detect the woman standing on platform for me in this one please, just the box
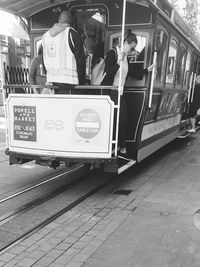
[101,30,154,158]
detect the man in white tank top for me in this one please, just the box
[42,10,86,94]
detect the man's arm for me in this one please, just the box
[69,28,86,85]
[101,49,119,86]
[29,57,38,85]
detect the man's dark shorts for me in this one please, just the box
[189,103,200,118]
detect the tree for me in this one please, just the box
[169,0,200,37]
[183,0,199,34]
[170,0,179,9]
[169,0,181,14]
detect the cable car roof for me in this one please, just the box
[0,0,68,18]
[0,0,147,18]
[0,0,199,49]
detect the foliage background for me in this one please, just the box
[169,0,200,38]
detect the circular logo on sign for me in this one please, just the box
[75,108,101,139]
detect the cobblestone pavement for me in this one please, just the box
[0,106,4,118]
[0,117,5,130]
[1,134,200,266]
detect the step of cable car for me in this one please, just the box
[117,157,136,174]
[103,156,136,174]
[177,126,200,138]
[177,131,191,139]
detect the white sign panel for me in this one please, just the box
[7,94,114,158]
[141,114,181,141]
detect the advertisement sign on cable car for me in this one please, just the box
[7,95,114,158]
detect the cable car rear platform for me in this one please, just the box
[2,132,200,266]
[6,148,136,175]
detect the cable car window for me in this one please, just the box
[127,33,148,87]
[166,38,178,85]
[72,7,106,51]
[71,7,107,80]
[193,54,198,73]
[183,50,191,89]
[176,44,187,87]
[154,29,168,85]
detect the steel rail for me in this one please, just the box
[0,170,113,253]
[0,164,88,227]
[0,158,7,163]
[0,163,84,204]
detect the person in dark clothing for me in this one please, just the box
[42,10,86,94]
[100,30,137,157]
[92,41,104,68]
[101,30,154,157]
[187,75,200,133]
[29,45,46,93]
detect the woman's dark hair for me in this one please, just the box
[124,29,138,44]
[37,44,43,56]
[37,44,46,74]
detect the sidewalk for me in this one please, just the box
[0,106,4,117]
[0,117,5,130]
[0,106,5,130]
[1,134,200,266]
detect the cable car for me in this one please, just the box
[1,0,200,174]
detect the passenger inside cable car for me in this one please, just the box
[29,44,46,94]
[97,31,137,158]
[96,30,154,158]
[42,10,86,94]
[73,7,106,83]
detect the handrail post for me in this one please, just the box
[190,72,196,103]
[188,72,194,103]
[148,51,157,108]
[114,0,127,157]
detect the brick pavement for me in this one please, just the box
[0,106,4,118]
[1,134,200,266]
[0,117,5,130]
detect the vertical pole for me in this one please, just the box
[191,72,196,103]
[148,51,157,108]
[190,58,199,103]
[114,0,127,157]
[0,42,8,149]
[188,72,194,103]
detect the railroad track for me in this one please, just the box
[0,162,116,253]
[0,135,197,254]
[0,159,7,164]
[0,163,85,206]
